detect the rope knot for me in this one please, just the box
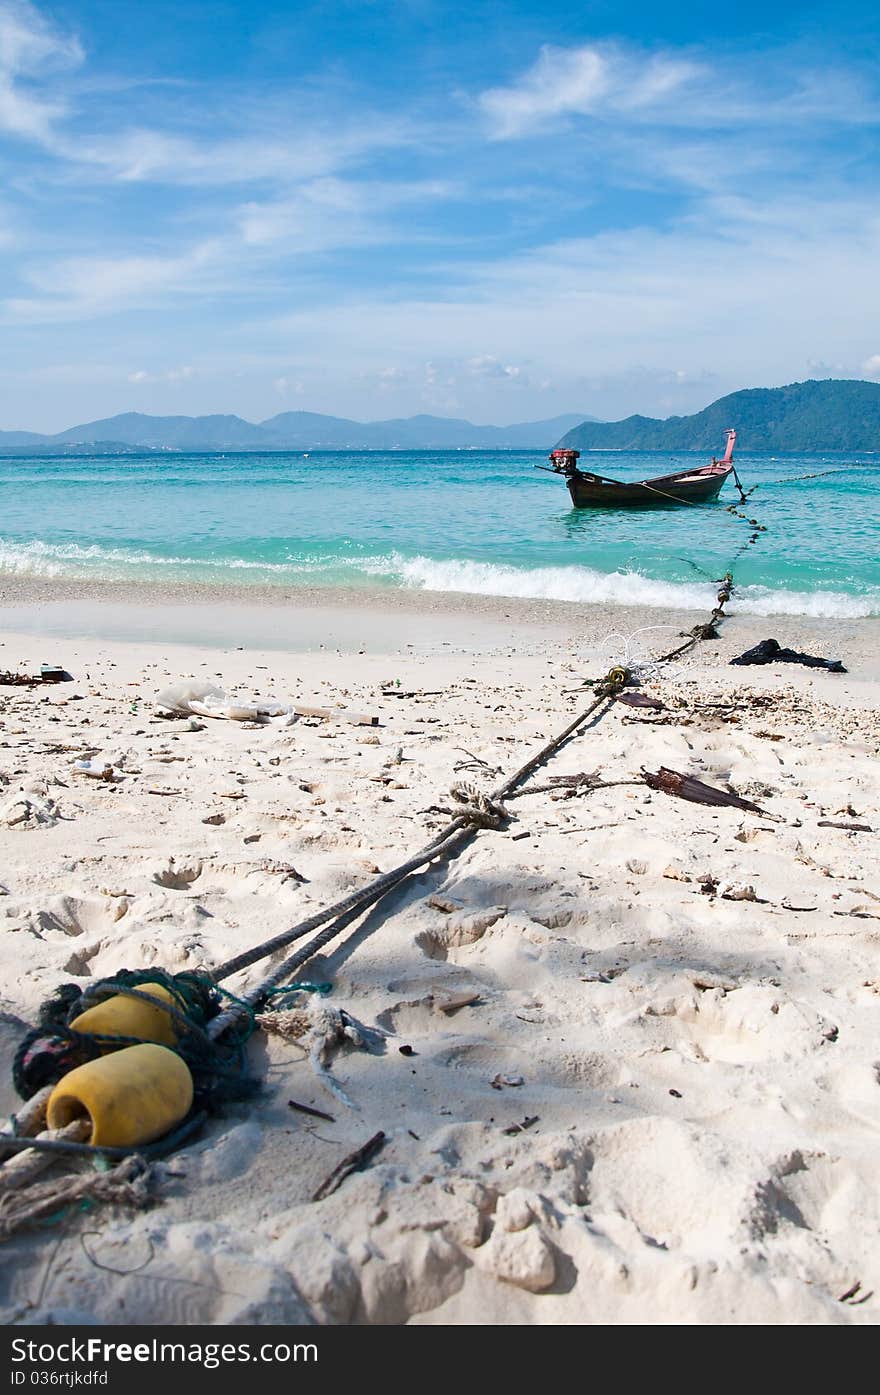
[449,782,510,829]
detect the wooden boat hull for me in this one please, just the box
[566,464,733,508]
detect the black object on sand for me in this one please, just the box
[730,638,846,673]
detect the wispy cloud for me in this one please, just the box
[65,117,413,187]
[0,0,415,187]
[479,43,702,138]
[128,365,194,385]
[0,0,82,142]
[5,240,224,322]
[478,39,880,140]
[236,176,454,249]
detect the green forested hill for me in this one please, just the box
[556,379,880,451]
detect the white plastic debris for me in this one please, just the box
[155,680,225,715]
[72,757,119,780]
[156,681,291,723]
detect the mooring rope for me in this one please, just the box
[205,672,626,1039]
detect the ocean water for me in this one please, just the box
[0,449,877,618]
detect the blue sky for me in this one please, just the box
[1,0,879,430]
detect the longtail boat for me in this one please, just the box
[544,429,736,508]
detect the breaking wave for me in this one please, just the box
[364,553,880,619]
[1,538,877,619]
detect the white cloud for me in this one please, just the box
[6,241,223,321]
[236,177,454,249]
[272,375,305,396]
[478,41,880,142]
[0,0,82,141]
[65,119,409,187]
[479,43,700,138]
[863,355,880,380]
[465,355,527,381]
[0,2,414,187]
[127,365,194,384]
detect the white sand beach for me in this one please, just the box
[1,587,879,1325]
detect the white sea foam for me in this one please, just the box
[363,553,879,619]
[1,538,877,619]
[0,539,319,578]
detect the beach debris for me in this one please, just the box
[155,680,225,713]
[502,1116,539,1136]
[398,1044,416,1057]
[491,1074,524,1090]
[838,1281,873,1306]
[818,820,873,833]
[381,684,443,699]
[72,757,119,781]
[1,665,72,688]
[453,748,495,773]
[434,989,482,1015]
[0,671,42,688]
[287,1098,335,1123]
[616,692,665,710]
[156,681,286,723]
[155,679,378,726]
[731,638,846,672]
[311,1131,386,1202]
[642,767,765,815]
[0,1155,152,1241]
[291,703,379,727]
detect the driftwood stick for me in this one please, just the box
[288,1099,336,1124]
[818,820,873,833]
[311,1131,386,1202]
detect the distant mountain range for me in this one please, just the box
[4,380,879,455]
[0,410,595,454]
[556,379,880,452]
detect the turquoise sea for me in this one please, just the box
[0,449,877,617]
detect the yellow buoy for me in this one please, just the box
[69,982,179,1048]
[47,1043,194,1147]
